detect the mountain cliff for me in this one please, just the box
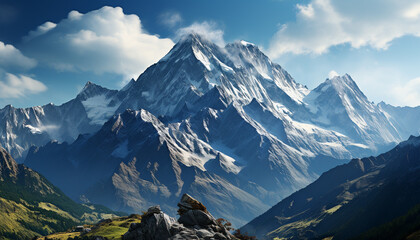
[18,34,420,226]
[5,34,411,162]
[300,74,401,153]
[241,135,420,239]
[0,82,121,161]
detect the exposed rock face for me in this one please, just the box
[0,147,18,179]
[178,193,208,215]
[241,135,420,239]
[0,82,120,161]
[25,35,420,227]
[123,194,237,240]
[124,205,175,240]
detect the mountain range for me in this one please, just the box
[1,33,419,226]
[241,135,420,239]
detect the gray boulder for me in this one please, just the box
[178,209,215,227]
[123,194,237,240]
[123,205,176,240]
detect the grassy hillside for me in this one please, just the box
[241,137,420,240]
[37,215,142,240]
[0,175,121,239]
[0,147,122,240]
[0,196,76,239]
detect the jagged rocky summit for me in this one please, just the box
[123,194,237,240]
[17,33,420,225]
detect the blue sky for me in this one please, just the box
[1,0,420,108]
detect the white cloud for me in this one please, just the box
[0,42,45,99]
[177,21,225,46]
[0,41,37,70]
[393,77,420,107]
[297,4,315,18]
[159,12,183,28]
[328,70,339,79]
[0,72,47,98]
[22,6,174,81]
[269,0,420,57]
[404,4,420,19]
[24,21,57,41]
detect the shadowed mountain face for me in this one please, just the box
[0,147,119,239]
[19,34,420,226]
[241,135,420,239]
[25,109,272,226]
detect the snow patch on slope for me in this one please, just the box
[192,46,212,71]
[24,125,42,134]
[209,142,246,171]
[240,40,255,47]
[82,94,120,125]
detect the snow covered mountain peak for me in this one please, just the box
[239,40,255,47]
[2,104,14,111]
[160,33,228,66]
[117,33,310,117]
[103,108,163,137]
[77,81,117,101]
[311,74,369,107]
[325,74,364,95]
[225,40,309,106]
[302,73,400,151]
[179,32,214,45]
[225,40,271,69]
[0,83,122,160]
[12,32,420,229]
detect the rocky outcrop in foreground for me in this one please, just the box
[123,194,237,240]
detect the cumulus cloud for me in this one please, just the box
[159,11,183,28]
[404,4,420,19]
[0,72,47,98]
[22,6,174,81]
[0,42,44,99]
[328,70,339,79]
[269,0,420,57]
[0,41,37,70]
[393,77,420,107]
[177,21,225,46]
[24,21,57,41]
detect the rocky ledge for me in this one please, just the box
[123,194,237,240]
